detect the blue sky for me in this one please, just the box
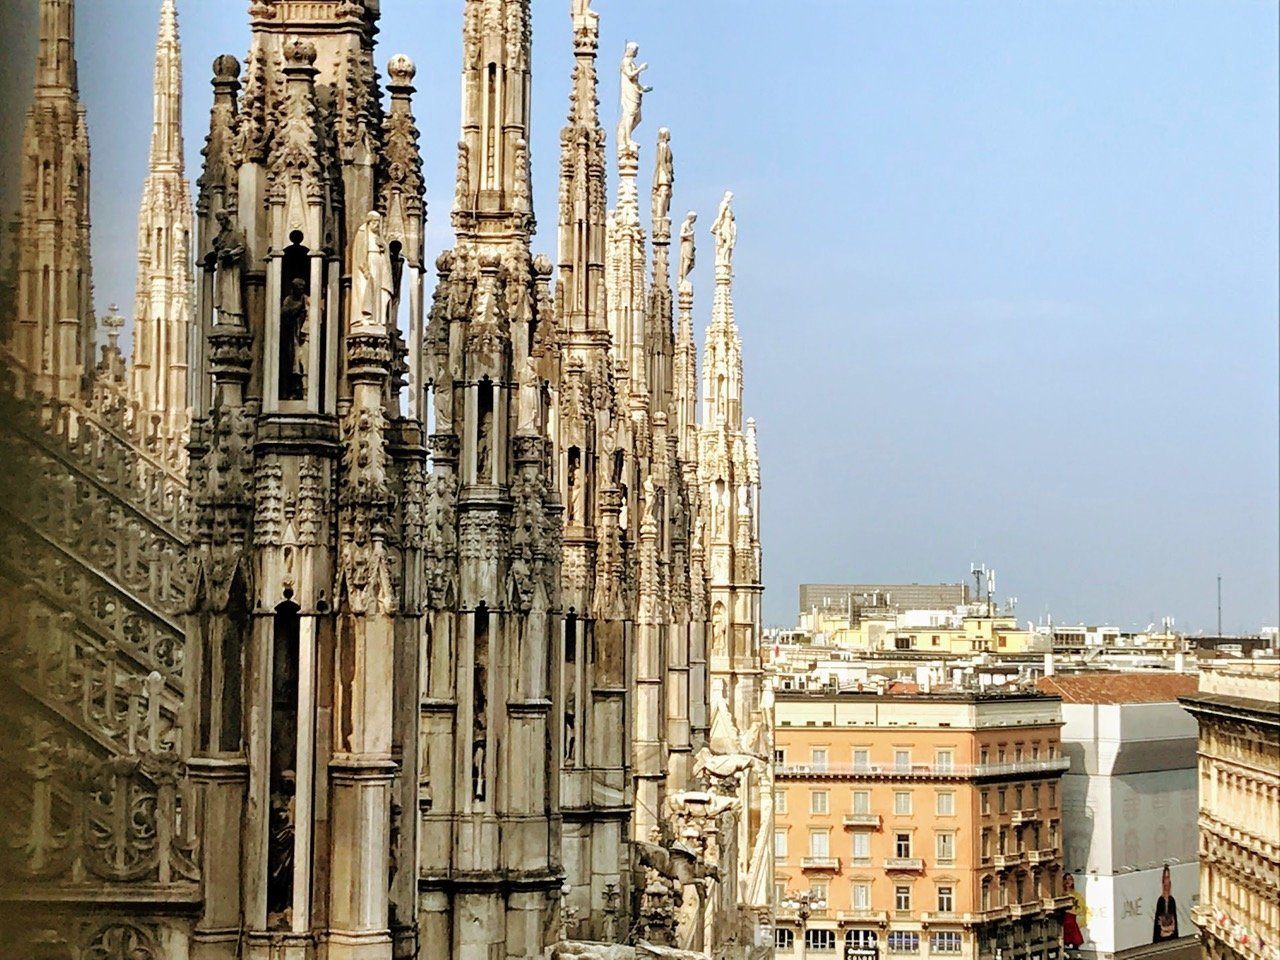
[8,0,1278,631]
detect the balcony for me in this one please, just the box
[1011,809,1041,825]
[1042,894,1075,911]
[1027,848,1056,865]
[883,857,924,872]
[775,757,1070,780]
[1008,901,1043,919]
[972,906,1010,922]
[843,812,882,829]
[837,909,889,924]
[992,852,1021,868]
[801,856,840,871]
[920,911,961,924]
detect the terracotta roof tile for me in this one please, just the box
[1035,672,1198,704]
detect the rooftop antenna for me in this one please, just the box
[1216,575,1222,636]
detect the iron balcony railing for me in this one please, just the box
[776,757,1071,779]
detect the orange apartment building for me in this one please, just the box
[773,688,1071,960]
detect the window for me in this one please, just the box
[853,748,871,771]
[981,827,991,860]
[895,885,912,911]
[1015,743,1024,762]
[937,885,954,913]
[810,880,828,903]
[775,789,788,814]
[981,877,992,910]
[895,833,912,858]
[852,832,871,863]
[1032,783,1041,808]
[936,832,955,863]
[937,791,955,816]
[809,830,829,858]
[1049,784,1057,807]
[774,748,786,765]
[848,930,878,950]
[1032,742,1040,760]
[1049,819,1059,846]
[811,748,829,771]
[998,746,1007,763]
[853,790,871,814]
[775,881,787,904]
[998,789,1007,813]
[811,790,829,815]
[998,827,1008,854]
[932,932,963,953]
[936,749,954,772]
[981,790,991,815]
[894,791,912,815]
[1014,786,1024,810]
[853,881,871,909]
[805,929,837,952]
[980,746,990,765]
[894,749,911,771]
[774,830,788,859]
[775,928,795,951]
[887,932,920,953]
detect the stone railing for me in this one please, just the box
[0,731,199,895]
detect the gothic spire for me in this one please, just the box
[147,0,183,173]
[453,0,535,238]
[702,191,742,430]
[4,0,95,400]
[128,0,193,466]
[36,0,77,92]
[555,0,607,333]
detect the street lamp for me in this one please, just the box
[782,890,827,960]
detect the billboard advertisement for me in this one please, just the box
[1063,862,1198,953]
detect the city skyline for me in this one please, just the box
[4,0,1276,632]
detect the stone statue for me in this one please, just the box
[517,354,541,435]
[711,191,736,270]
[351,211,394,330]
[652,128,673,225]
[617,42,651,153]
[279,277,308,400]
[212,210,246,326]
[678,211,697,285]
[571,0,598,32]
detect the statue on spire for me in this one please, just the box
[617,42,651,155]
[351,211,395,331]
[652,128,673,226]
[711,191,736,270]
[678,211,697,286]
[572,0,599,33]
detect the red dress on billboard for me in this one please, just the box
[1062,890,1086,948]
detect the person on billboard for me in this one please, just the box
[1152,865,1180,941]
[1062,872,1085,949]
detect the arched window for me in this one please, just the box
[804,929,837,952]
[475,377,494,482]
[268,595,301,926]
[774,928,795,951]
[847,930,877,951]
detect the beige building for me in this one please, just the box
[772,688,1070,960]
[1179,661,1280,960]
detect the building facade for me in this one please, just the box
[773,689,1070,960]
[1039,673,1200,960]
[1179,662,1280,960]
